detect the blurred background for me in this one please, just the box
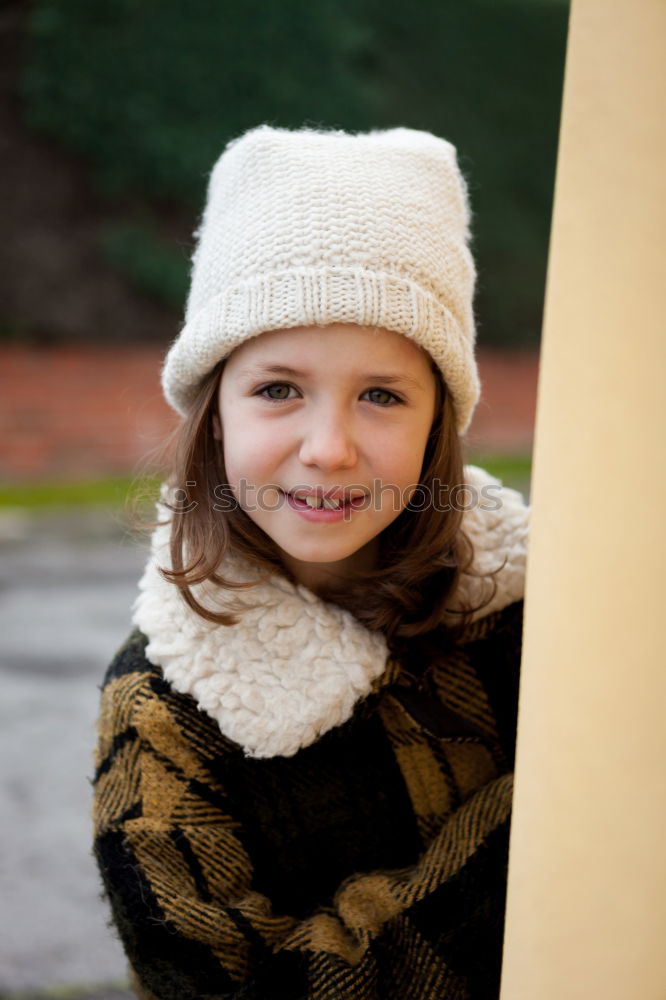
[0,0,568,996]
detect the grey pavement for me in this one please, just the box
[0,507,148,997]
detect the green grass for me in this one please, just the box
[0,477,160,510]
[466,453,532,494]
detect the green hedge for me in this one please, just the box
[98,220,190,310]
[20,0,568,345]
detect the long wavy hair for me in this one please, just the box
[157,356,494,652]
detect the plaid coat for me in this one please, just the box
[93,468,528,1000]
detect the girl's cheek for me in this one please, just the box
[374,431,419,468]
[225,433,278,479]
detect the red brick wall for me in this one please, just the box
[0,345,538,481]
[0,346,176,481]
[466,348,540,454]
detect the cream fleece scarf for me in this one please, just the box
[133,466,529,759]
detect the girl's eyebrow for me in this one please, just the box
[364,373,425,389]
[238,364,426,390]
[238,364,307,379]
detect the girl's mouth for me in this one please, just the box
[283,491,368,521]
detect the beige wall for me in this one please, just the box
[500,0,666,997]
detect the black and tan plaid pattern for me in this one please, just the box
[93,600,522,1000]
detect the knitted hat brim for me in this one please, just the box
[162,266,480,434]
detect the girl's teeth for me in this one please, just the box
[302,495,342,509]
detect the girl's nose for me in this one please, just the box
[298,415,358,472]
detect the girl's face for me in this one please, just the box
[217,323,437,591]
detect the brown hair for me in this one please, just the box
[158,358,494,649]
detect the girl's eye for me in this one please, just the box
[259,383,296,401]
[364,388,400,406]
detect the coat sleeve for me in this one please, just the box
[93,631,514,1000]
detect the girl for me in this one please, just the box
[93,125,528,1000]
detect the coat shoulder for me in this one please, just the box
[102,629,156,687]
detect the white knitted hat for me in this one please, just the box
[162,124,480,433]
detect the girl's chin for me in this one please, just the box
[277,544,363,567]
[274,534,381,581]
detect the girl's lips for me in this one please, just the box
[282,490,368,522]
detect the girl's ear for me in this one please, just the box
[212,414,223,441]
